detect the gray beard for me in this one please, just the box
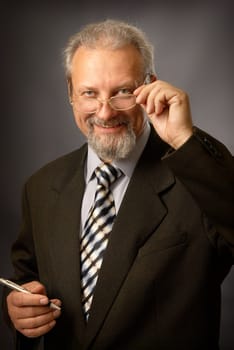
[86,116,136,160]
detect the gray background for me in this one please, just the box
[1,0,233,349]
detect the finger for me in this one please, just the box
[50,298,62,310]
[150,90,169,115]
[135,83,165,114]
[20,319,57,338]
[148,84,184,116]
[143,86,161,115]
[13,303,56,320]
[9,290,49,308]
[134,74,157,96]
[135,80,177,113]
[135,86,162,115]
[133,84,145,96]
[16,307,60,326]
[134,84,152,105]
[19,305,61,337]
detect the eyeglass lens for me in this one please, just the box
[75,95,136,113]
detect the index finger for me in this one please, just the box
[133,84,145,96]
[9,290,49,308]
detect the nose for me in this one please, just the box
[95,100,118,120]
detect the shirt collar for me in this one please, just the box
[85,120,151,183]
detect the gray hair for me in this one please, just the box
[63,19,155,80]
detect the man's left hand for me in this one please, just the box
[134,80,193,149]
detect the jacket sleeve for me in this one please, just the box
[1,182,41,349]
[163,127,234,261]
[11,182,39,284]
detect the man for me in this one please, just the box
[3,19,234,349]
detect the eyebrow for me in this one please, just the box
[74,80,140,95]
[114,80,139,89]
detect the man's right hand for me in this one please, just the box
[6,280,61,338]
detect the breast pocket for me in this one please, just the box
[138,232,188,258]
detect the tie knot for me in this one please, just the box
[95,163,122,188]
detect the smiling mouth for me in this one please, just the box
[88,116,129,130]
[96,123,124,129]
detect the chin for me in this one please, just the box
[88,128,136,160]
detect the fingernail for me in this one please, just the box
[40,297,49,305]
[53,310,61,318]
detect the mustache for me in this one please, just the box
[87,115,130,128]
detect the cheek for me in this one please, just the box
[73,110,89,136]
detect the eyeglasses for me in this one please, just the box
[70,74,152,114]
[70,93,137,114]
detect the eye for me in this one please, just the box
[116,87,133,95]
[81,90,96,98]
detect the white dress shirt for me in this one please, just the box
[81,121,151,232]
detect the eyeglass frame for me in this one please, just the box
[69,73,152,114]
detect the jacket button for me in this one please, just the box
[203,137,223,159]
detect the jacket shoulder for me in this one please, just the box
[26,145,87,191]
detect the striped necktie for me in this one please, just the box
[80,162,122,320]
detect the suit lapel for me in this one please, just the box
[48,146,87,339]
[83,132,175,348]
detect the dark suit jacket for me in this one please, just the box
[4,128,234,350]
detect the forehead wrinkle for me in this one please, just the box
[71,46,143,95]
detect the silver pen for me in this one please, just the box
[0,277,61,311]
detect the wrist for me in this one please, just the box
[170,129,193,149]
